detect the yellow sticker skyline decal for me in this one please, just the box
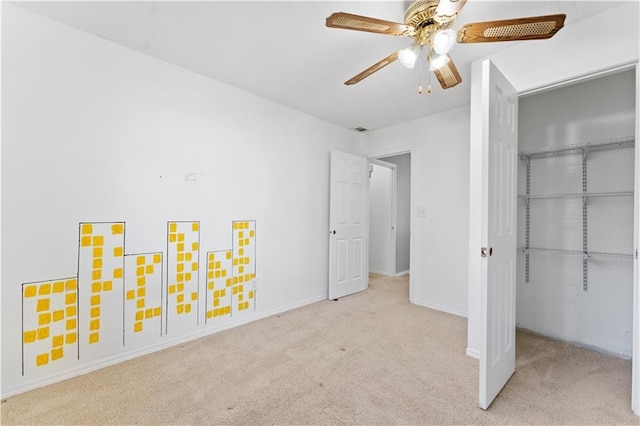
[21,220,257,375]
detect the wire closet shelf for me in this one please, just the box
[518,135,635,290]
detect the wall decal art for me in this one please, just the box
[78,222,125,362]
[166,221,200,334]
[124,252,163,348]
[22,278,78,374]
[20,219,257,377]
[232,221,256,314]
[205,250,233,322]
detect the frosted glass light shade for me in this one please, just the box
[398,42,423,69]
[429,53,450,71]
[433,29,456,54]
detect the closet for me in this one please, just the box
[516,69,636,357]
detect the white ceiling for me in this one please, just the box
[13,1,625,130]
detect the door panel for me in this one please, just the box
[329,151,369,299]
[479,59,518,410]
[352,238,363,279]
[337,239,348,284]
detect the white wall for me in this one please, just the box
[1,4,355,397]
[517,70,635,357]
[358,106,470,316]
[369,163,393,275]
[380,153,411,274]
[467,2,640,356]
[490,3,640,94]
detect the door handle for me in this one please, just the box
[481,247,493,257]
[331,230,336,235]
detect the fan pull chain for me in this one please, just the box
[427,53,432,94]
[418,54,423,95]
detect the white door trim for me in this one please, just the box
[518,60,638,98]
[632,60,639,416]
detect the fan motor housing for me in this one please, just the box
[404,0,457,46]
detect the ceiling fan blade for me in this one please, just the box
[326,12,414,36]
[432,55,462,89]
[345,51,400,85]
[435,0,468,19]
[457,14,566,43]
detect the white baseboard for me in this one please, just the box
[1,294,327,399]
[466,347,480,359]
[411,298,467,318]
[396,270,410,277]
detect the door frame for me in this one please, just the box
[633,60,639,417]
[519,60,639,416]
[370,150,414,300]
[368,159,397,277]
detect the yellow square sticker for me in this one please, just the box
[24,285,37,298]
[111,223,124,235]
[37,326,50,340]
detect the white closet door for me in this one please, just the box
[477,59,518,410]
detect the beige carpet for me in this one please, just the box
[1,274,637,425]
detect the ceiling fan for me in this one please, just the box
[326,0,565,92]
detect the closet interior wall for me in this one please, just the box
[516,69,636,357]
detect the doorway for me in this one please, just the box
[469,59,639,413]
[516,68,636,359]
[368,153,411,277]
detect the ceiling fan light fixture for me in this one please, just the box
[398,42,423,69]
[433,29,456,54]
[326,4,566,90]
[429,53,450,71]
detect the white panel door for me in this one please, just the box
[478,60,518,410]
[329,151,369,299]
